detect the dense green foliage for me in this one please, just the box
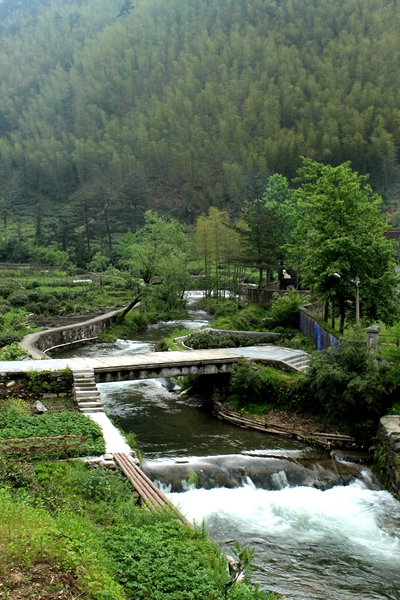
[1,0,400,243]
[102,520,224,599]
[237,175,297,286]
[226,359,302,415]
[269,290,310,329]
[184,331,278,350]
[226,339,399,443]
[291,159,399,330]
[0,459,276,599]
[303,339,395,442]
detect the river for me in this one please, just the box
[58,292,400,599]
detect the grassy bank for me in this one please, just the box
[0,388,278,599]
[0,457,278,599]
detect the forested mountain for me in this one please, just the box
[1,0,400,245]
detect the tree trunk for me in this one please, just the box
[258,267,263,288]
[104,205,113,252]
[115,296,140,325]
[339,300,345,334]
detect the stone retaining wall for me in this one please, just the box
[20,309,121,359]
[376,415,400,500]
[0,369,73,402]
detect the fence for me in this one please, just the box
[0,431,86,460]
[299,303,341,350]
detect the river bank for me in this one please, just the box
[10,292,400,598]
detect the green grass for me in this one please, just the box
[0,459,278,599]
[0,399,105,459]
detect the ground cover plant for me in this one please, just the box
[0,458,278,599]
[0,399,105,459]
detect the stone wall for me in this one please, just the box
[20,309,121,359]
[376,415,400,500]
[0,369,73,402]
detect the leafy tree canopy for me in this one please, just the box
[116,210,190,321]
[238,174,297,286]
[291,159,399,330]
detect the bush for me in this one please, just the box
[228,359,267,405]
[26,280,40,289]
[227,360,305,412]
[270,290,309,328]
[0,281,18,299]
[8,291,28,307]
[304,338,392,442]
[185,331,276,350]
[0,342,28,361]
[0,331,20,347]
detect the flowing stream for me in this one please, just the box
[58,292,400,599]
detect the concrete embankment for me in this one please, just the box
[376,415,400,500]
[20,308,121,358]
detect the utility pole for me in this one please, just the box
[352,277,360,327]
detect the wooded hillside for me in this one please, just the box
[1,0,400,232]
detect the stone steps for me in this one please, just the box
[283,353,310,372]
[72,368,104,414]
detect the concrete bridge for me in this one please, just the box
[1,345,309,381]
[1,346,309,414]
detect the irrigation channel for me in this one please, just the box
[57,292,400,600]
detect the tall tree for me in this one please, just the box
[237,174,296,287]
[292,159,398,332]
[194,207,240,296]
[116,211,190,322]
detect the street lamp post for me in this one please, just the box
[352,277,360,327]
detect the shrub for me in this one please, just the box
[304,338,392,442]
[184,331,276,350]
[26,280,40,289]
[0,281,18,299]
[270,290,309,328]
[26,290,42,302]
[0,342,28,361]
[228,359,266,405]
[0,331,20,347]
[8,291,28,307]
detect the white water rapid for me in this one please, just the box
[168,481,400,599]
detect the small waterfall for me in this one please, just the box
[167,482,400,600]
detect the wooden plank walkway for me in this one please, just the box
[114,452,192,528]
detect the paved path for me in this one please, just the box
[87,412,132,454]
